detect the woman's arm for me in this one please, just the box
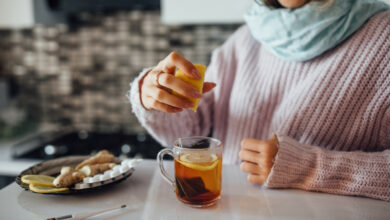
[240,103,390,201]
[240,133,390,201]
[265,135,390,201]
[128,25,246,147]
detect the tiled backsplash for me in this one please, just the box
[0,10,239,134]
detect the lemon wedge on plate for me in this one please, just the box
[178,152,219,171]
[29,184,69,194]
[21,175,55,187]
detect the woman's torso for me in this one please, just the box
[211,12,390,164]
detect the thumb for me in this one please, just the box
[268,134,279,145]
[202,82,216,94]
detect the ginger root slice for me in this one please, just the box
[53,150,117,188]
[53,166,86,187]
[79,163,116,177]
[76,150,115,170]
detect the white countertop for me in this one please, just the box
[0,159,389,220]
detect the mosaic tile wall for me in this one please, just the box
[0,10,239,134]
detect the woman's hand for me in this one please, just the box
[239,135,279,184]
[140,51,216,113]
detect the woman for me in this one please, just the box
[129,0,390,201]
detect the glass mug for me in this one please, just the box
[157,137,223,207]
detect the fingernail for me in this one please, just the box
[192,90,202,98]
[192,69,201,79]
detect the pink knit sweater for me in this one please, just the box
[129,11,390,201]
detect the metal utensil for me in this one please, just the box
[47,204,127,220]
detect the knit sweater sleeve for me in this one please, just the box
[266,132,390,201]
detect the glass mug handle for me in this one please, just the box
[157,148,175,187]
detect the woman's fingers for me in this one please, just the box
[157,72,202,98]
[202,82,216,94]
[241,138,267,152]
[239,149,273,169]
[145,86,194,109]
[239,149,260,164]
[157,52,201,79]
[247,174,266,184]
[239,137,279,185]
[142,96,183,113]
[240,161,269,184]
[241,138,277,156]
[240,161,263,175]
[140,52,218,113]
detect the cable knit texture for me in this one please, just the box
[129,12,390,201]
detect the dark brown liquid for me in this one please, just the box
[174,154,222,206]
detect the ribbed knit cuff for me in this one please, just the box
[265,134,390,201]
[265,134,320,189]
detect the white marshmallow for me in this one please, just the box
[110,169,121,178]
[78,183,89,189]
[83,177,93,184]
[121,159,130,166]
[93,174,102,182]
[119,164,130,173]
[101,172,111,181]
[113,165,121,172]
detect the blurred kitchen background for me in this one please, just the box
[0,0,252,188]
[1,0,390,189]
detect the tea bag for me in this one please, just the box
[175,177,210,198]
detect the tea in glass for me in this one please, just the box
[174,151,222,206]
[157,137,223,207]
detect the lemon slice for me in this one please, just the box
[21,175,55,187]
[29,184,69,193]
[178,153,218,171]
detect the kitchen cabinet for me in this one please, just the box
[161,0,252,24]
[0,0,34,28]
